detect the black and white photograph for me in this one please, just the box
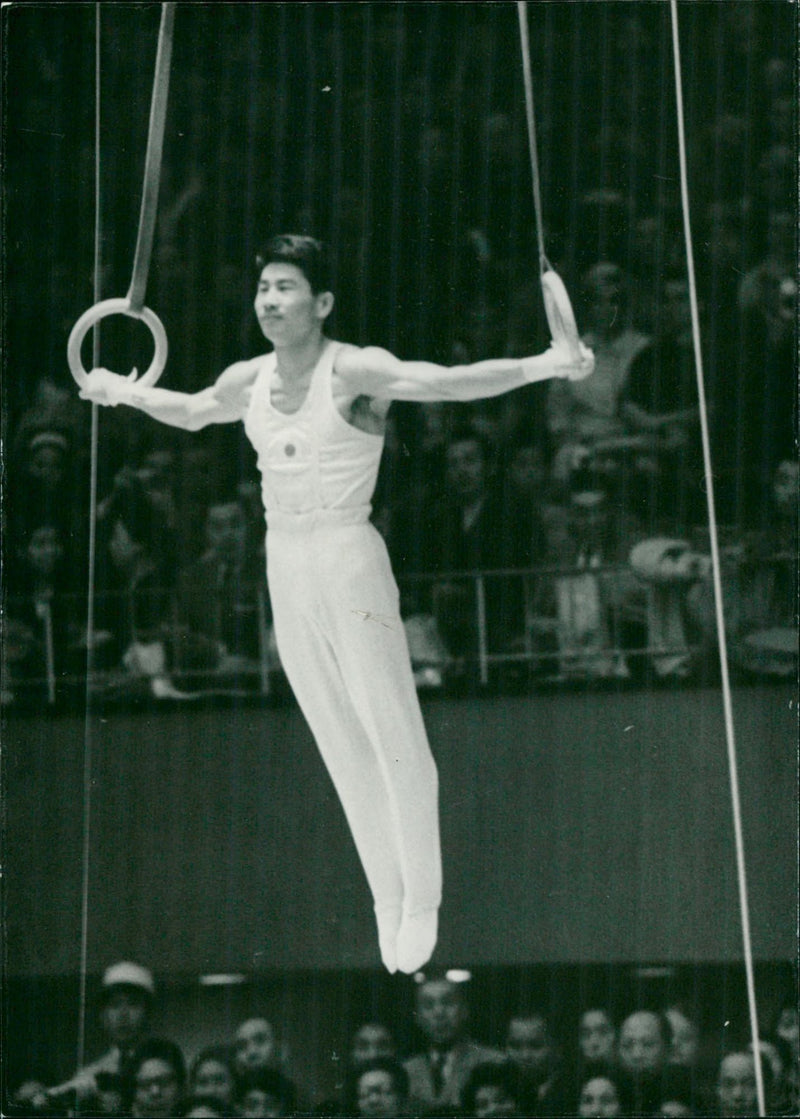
[2,2,797,1117]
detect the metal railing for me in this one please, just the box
[3,555,795,707]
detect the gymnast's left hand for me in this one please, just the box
[78,367,138,407]
[551,340,595,382]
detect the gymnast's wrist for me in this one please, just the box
[124,381,151,410]
[520,351,555,383]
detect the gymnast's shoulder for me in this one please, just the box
[211,355,263,407]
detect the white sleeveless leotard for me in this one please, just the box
[243,340,442,935]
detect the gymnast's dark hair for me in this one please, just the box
[255,234,332,294]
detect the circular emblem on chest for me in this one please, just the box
[284,443,296,457]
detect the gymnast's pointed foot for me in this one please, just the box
[374,904,403,974]
[396,906,439,974]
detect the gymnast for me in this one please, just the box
[78,233,594,974]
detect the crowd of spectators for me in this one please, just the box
[8,962,799,1117]
[3,328,795,706]
[4,4,796,706]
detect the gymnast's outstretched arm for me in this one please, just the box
[335,339,594,405]
[78,359,259,430]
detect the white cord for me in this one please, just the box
[76,5,103,1073]
[669,4,765,1114]
[517,1,548,273]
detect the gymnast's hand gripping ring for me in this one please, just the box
[67,297,168,390]
[540,269,582,364]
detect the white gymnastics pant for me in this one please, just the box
[266,520,442,915]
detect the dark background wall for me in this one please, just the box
[6,684,796,979]
[4,685,797,1096]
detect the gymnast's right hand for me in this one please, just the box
[79,367,137,407]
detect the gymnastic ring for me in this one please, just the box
[541,269,582,364]
[67,297,168,389]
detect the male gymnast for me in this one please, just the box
[80,234,594,973]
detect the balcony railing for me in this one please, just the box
[3,555,796,708]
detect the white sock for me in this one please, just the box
[374,905,402,974]
[396,907,438,974]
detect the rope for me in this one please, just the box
[126,3,175,311]
[74,3,175,1071]
[76,5,103,1071]
[516,1,548,274]
[669,5,765,1114]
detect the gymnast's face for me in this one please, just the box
[254,263,333,347]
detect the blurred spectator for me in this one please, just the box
[617,1010,671,1077]
[44,961,155,1111]
[94,471,187,701]
[653,1064,702,1117]
[503,1012,570,1116]
[748,1037,797,1117]
[461,1060,522,1118]
[629,537,710,680]
[577,1009,618,1069]
[235,1068,297,1118]
[575,1071,628,1118]
[347,1057,411,1118]
[688,459,798,680]
[771,1003,800,1115]
[774,999,800,1066]
[135,444,180,533]
[616,1009,673,1115]
[538,453,645,680]
[350,1023,399,1065]
[419,427,536,688]
[6,1080,51,1117]
[712,1049,772,1118]
[8,421,86,583]
[403,974,503,1111]
[182,1099,227,1119]
[620,274,703,533]
[546,262,651,453]
[186,1047,236,1114]
[3,523,81,707]
[735,206,797,521]
[499,438,551,678]
[232,1017,280,1080]
[665,1005,701,1070]
[175,497,271,693]
[125,1038,187,1119]
[314,1020,400,1116]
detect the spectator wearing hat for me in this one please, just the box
[43,961,155,1110]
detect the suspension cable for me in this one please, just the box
[516,1,548,274]
[127,3,175,311]
[669,4,765,1114]
[73,2,175,1071]
[76,5,103,1071]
